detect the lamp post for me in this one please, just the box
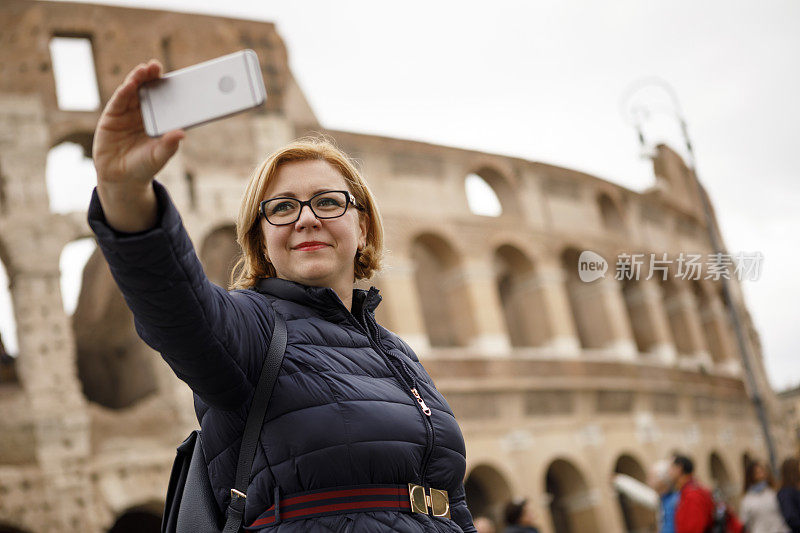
[621,77,779,475]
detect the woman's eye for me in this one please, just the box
[272,201,295,213]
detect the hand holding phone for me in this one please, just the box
[138,49,267,137]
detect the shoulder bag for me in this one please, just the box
[161,312,288,533]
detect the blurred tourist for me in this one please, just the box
[740,459,788,533]
[778,457,800,532]
[670,454,715,533]
[474,515,496,533]
[651,459,680,533]
[503,498,541,533]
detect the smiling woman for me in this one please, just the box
[87,59,478,533]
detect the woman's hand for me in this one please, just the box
[92,59,185,232]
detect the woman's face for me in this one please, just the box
[260,159,367,292]
[754,464,767,483]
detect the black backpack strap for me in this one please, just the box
[222,311,287,533]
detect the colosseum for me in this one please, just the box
[0,1,793,532]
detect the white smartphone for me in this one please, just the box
[138,49,267,137]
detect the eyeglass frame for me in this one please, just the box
[259,189,363,226]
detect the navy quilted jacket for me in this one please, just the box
[88,181,476,533]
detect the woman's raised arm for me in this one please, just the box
[88,61,273,411]
[92,59,184,232]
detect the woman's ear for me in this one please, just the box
[358,212,368,250]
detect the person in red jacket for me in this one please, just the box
[669,454,715,533]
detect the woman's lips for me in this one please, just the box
[295,243,329,251]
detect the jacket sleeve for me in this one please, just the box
[674,489,712,533]
[87,180,274,410]
[778,489,800,531]
[449,482,477,533]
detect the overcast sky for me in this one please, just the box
[4,0,797,390]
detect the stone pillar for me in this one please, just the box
[444,256,510,355]
[0,96,97,531]
[622,279,677,363]
[8,242,95,532]
[374,255,430,354]
[0,96,50,215]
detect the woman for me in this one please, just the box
[90,59,477,532]
[740,460,788,533]
[778,458,800,532]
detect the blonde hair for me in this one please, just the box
[229,135,384,290]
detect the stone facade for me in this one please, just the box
[0,1,791,532]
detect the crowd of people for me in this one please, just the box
[650,454,800,533]
[471,454,800,533]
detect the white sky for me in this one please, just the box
[4,0,797,391]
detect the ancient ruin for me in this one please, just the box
[0,1,791,531]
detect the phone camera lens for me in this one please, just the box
[219,76,236,93]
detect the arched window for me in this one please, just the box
[465,464,513,527]
[73,249,157,409]
[107,503,162,533]
[411,234,472,347]
[199,226,239,288]
[46,136,96,214]
[0,255,18,385]
[613,454,656,532]
[709,452,735,503]
[598,193,625,234]
[60,238,97,315]
[49,36,100,111]
[465,173,502,217]
[494,245,545,347]
[560,248,622,350]
[545,459,600,533]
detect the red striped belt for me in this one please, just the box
[244,483,450,529]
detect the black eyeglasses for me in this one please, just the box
[259,190,362,226]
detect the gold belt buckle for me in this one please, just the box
[408,483,450,519]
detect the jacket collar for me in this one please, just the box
[254,277,382,320]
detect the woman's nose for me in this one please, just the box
[294,203,321,229]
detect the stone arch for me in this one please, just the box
[742,451,755,470]
[660,277,694,356]
[597,193,626,234]
[613,453,656,533]
[692,281,730,363]
[465,463,514,526]
[0,523,33,533]
[0,158,8,213]
[73,247,158,409]
[709,451,736,503]
[410,233,473,347]
[0,249,19,374]
[199,225,240,288]
[545,458,600,533]
[107,502,162,533]
[463,166,521,218]
[494,244,547,347]
[45,131,96,214]
[59,237,97,316]
[620,277,658,355]
[560,247,617,350]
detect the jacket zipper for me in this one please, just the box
[361,307,437,488]
[335,291,437,488]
